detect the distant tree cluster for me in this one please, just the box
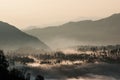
[11,56,35,64]
[27,45,120,64]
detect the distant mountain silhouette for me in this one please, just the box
[0,21,49,50]
[26,13,120,48]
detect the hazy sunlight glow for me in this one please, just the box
[0,0,120,29]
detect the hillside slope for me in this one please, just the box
[0,21,49,50]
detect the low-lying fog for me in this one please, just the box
[26,63,120,80]
[6,45,120,80]
[41,37,118,50]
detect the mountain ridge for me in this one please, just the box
[25,13,120,48]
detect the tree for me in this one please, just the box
[35,75,44,80]
[26,73,31,80]
[0,50,9,69]
[9,68,25,80]
[0,50,9,80]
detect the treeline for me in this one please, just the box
[32,51,120,64]
[5,45,120,65]
[30,45,120,64]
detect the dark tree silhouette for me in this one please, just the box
[0,50,26,80]
[0,50,9,69]
[9,68,25,80]
[0,50,9,80]
[25,73,31,80]
[35,75,44,80]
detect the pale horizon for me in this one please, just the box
[0,0,120,29]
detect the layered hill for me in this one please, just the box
[26,13,120,48]
[0,21,49,50]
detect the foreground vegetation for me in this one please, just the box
[0,50,44,80]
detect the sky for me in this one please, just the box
[0,0,120,29]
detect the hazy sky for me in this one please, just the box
[0,0,120,29]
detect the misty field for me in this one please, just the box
[4,45,120,80]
